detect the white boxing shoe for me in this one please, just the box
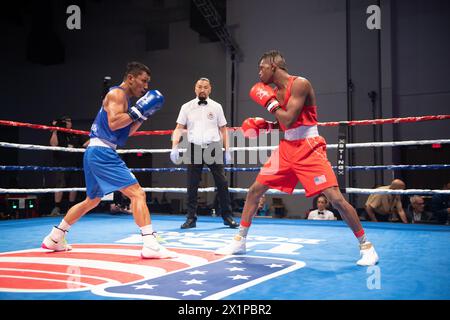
[215,235,246,255]
[357,242,379,266]
[141,234,178,259]
[41,235,72,252]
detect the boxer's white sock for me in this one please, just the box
[58,219,71,231]
[354,229,368,244]
[50,219,71,241]
[238,220,251,238]
[140,224,154,236]
[140,224,156,248]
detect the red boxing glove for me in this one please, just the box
[241,117,274,139]
[249,82,281,113]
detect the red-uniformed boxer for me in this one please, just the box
[216,50,378,266]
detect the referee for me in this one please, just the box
[170,77,238,229]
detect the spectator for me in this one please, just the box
[365,179,408,223]
[256,194,270,216]
[308,195,336,220]
[431,181,450,225]
[170,77,238,229]
[406,195,433,224]
[110,191,132,214]
[49,116,88,216]
[312,193,340,219]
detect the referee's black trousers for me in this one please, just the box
[186,143,232,220]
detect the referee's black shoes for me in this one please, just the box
[181,217,197,229]
[223,215,239,228]
[180,216,239,229]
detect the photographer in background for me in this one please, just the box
[110,191,132,214]
[49,116,88,215]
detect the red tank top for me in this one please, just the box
[275,76,318,131]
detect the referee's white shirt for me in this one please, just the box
[176,97,227,147]
[307,209,336,220]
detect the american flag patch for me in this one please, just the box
[314,175,327,185]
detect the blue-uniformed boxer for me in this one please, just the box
[42,61,177,259]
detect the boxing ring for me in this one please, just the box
[0,115,449,300]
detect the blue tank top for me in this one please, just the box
[89,86,132,147]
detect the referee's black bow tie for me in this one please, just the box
[198,100,207,105]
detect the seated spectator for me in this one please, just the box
[431,181,450,225]
[110,203,132,214]
[308,195,336,220]
[256,194,270,216]
[312,193,341,219]
[406,195,433,224]
[270,197,287,218]
[365,179,408,223]
[110,191,132,214]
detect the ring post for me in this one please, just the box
[337,122,348,193]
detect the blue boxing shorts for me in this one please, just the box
[84,146,138,199]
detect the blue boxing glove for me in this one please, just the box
[128,90,164,122]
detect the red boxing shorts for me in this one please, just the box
[256,136,338,197]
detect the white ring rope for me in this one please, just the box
[1,139,450,154]
[2,136,449,196]
[0,143,84,153]
[1,187,449,195]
